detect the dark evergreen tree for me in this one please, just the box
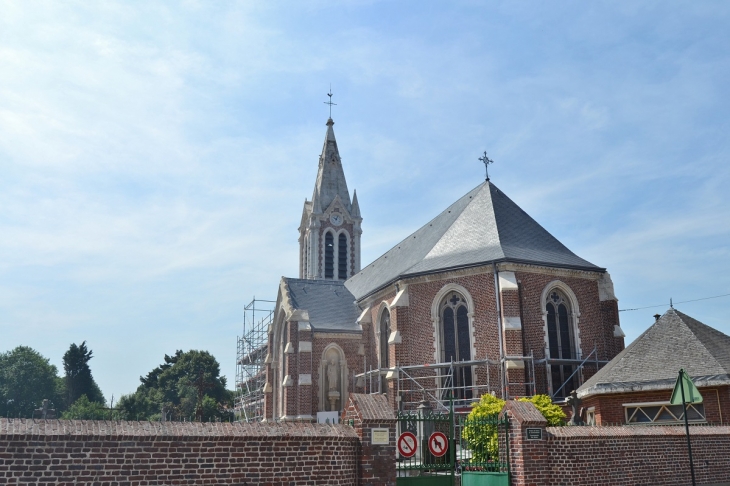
[119,349,232,422]
[63,341,104,407]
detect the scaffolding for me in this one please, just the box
[354,346,608,413]
[235,297,275,422]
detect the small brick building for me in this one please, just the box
[263,117,626,422]
[577,308,730,425]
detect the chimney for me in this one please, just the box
[653,314,661,322]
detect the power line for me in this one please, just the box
[619,292,730,312]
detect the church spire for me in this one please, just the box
[310,118,352,214]
[299,115,362,280]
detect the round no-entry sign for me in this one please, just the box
[397,431,417,458]
[428,431,448,457]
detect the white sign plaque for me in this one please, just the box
[371,428,389,445]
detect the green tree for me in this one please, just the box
[61,395,113,420]
[0,346,62,418]
[63,341,104,407]
[118,350,233,422]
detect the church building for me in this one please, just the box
[263,116,626,422]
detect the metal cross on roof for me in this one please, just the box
[324,86,337,118]
[479,151,494,181]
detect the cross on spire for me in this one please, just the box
[479,151,494,181]
[324,86,337,118]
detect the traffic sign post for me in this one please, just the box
[428,431,448,458]
[397,431,417,458]
[671,368,703,486]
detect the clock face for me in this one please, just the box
[330,213,343,226]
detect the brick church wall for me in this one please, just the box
[514,270,623,396]
[365,266,622,402]
[503,400,730,486]
[0,419,359,485]
[406,272,501,372]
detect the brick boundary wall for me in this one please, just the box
[0,419,359,485]
[502,400,730,486]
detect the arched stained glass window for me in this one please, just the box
[324,232,334,279]
[338,233,348,280]
[440,292,472,399]
[546,290,576,399]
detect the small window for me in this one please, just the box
[324,232,334,279]
[625,402,706,424]
[338,233,348,279]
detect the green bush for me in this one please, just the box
[462,394,566,464]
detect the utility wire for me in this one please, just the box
[619,292,730,312]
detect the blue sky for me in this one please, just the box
[1,1,729,401]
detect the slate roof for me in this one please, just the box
[345,181,601,300]
[282,278,361,332]
[310,118,352,214]
[577,309,730,398]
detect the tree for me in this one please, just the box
[61,395,114,420]
[63,341,104,407]
[0,346,62,418]
[462,394,567,464]
[118,350,233,422]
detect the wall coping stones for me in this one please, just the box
[0,418,358,440]
[547,424,730,438]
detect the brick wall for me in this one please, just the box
[582,385,730,425]
[503,400,730,486]
[1,394,395,486]
[0,419,358,485]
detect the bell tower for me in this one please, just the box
[299,117,361,280]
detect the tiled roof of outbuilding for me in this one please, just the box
[577,308,730,398]
[282,278,361,332]
[345,181,601,300]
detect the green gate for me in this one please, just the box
[456,413,510,486]
[396,402,509,486]
[396,402,454,486]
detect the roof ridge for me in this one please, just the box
[675,309,730,374]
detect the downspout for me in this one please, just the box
[517,281,530,397]
[492,263,506,399]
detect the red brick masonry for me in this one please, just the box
[502,401,730,486]
[0,419,359,485]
